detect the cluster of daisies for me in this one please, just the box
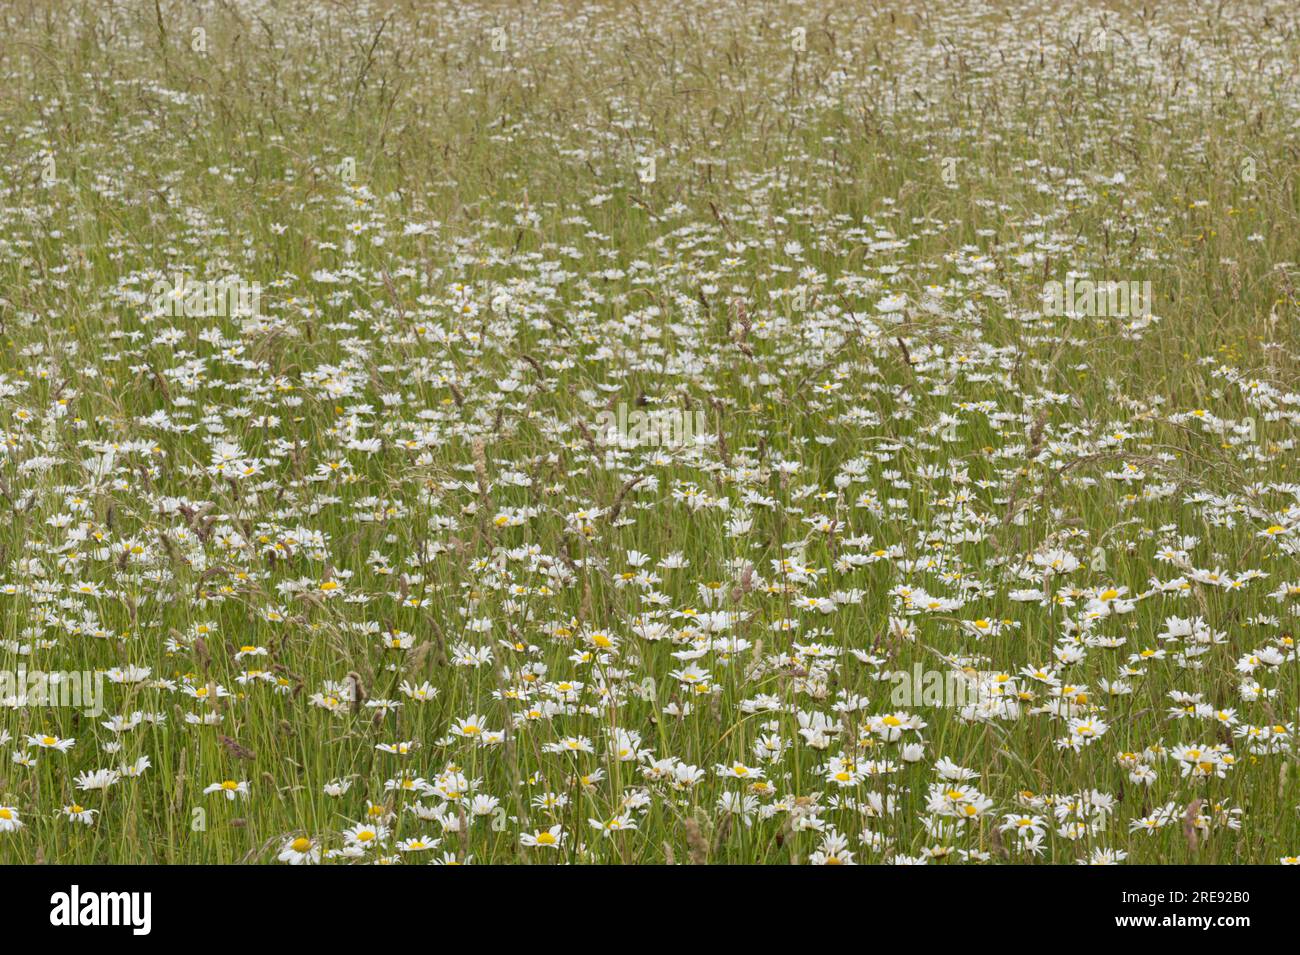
[0,0,1297,864]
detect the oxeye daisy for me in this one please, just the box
[278,836,320,865]
[343,822,389,848]
[62,804,98,825]
[520,824,565,849]
[203,780,250,801]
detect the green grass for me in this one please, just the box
[0,0,1297,864]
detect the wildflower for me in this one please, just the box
[520,825,565,849]
[204,780,250,800]
[62,804,98,825]
[278,836,320,865]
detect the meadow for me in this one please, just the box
[0,0,1298,864]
